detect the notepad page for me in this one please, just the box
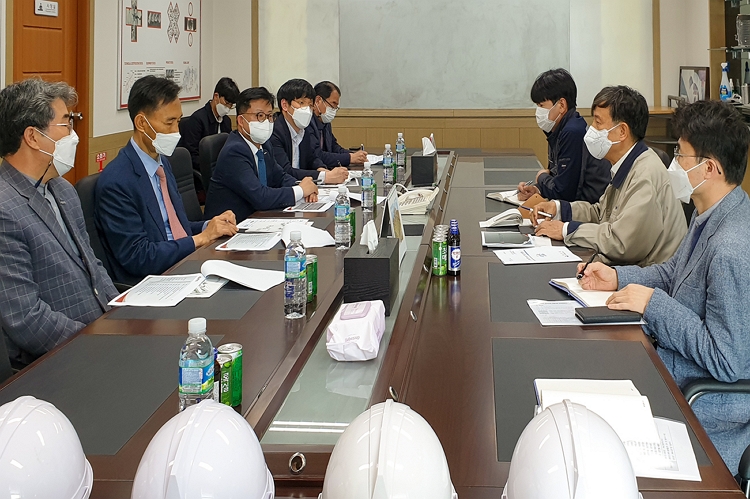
[550,277,613,307]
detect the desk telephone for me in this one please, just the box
[397,186,440,215]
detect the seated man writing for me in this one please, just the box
[532,85,687,266]
[578,100,750,475]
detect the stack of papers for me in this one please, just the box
[217,232,282,251]
[284,200,334,213]
[486,190,523,206]
[527,300,645,326]
[549,277,613,307]
[494,247,582,265]
[237,218,312,232]
[281,223,335,248]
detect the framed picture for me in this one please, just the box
[679,66,710,103]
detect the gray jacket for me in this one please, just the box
[617,186,750,474]
[0,162,117,367]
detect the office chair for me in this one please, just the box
[74,173,131,294]
[168,147,204,222]
[198,133,229,194]
[651,146,697,225]
[0,334,13,384]
[683,379,750,496]
[651,146,671,167]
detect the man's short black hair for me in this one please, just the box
[236,87,276,116]
[591,86,649,142]
[214,77,240,104]
[314,81,341,101]
[277,79,315,107]
[530,68,577,109]
[128,75,181,123]
[672,100,750,186]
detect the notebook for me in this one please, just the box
[549,277,613,308]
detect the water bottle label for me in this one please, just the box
[179,363,214,395]
[362,177,373,188]
[285,259,306,278]
[335,205,350,220]
[449,246,461,271]
[384,157,392,166]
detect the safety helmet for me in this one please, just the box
[131,399,274,499]
[0,395,92,499]
[502,400,642,499]
[320,399,458,499]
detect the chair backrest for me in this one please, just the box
[198,133,229,193]
[168,147,204,222]
[0,334,13,383]
[651,146,671,168]
[74,173,113,276]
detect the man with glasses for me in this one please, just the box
[310,81,368,167]
[0,79,117,368]
[204,87,318,221]
[577,100,750,476]
[271,78,349,185]
[532,86,687,266]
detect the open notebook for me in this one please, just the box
[550,277,613,307]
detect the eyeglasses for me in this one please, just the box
[673,146,703,161]
[322,97,339,111]
[241,112,275,123]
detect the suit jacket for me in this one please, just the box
[311,115,351,167]
[204,131,297,220]
[0,161,116,367]
[616,186,750,474]
[95,141,205,284]
[560,142,687,266]
[270,115,326,180]
[536,110,609,203]
[178,100,233,172]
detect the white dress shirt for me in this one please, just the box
[285,118,325,183]
[240,131,303,202]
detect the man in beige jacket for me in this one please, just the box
[532,86,687,266]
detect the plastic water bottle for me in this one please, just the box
[334,186,351,249]
[396,133,406,185]
[362,162,375,212]
[720,63,731,101]
[383,144,394,184]
[284,231,307,319]
[178,317,214,412]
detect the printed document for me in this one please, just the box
[283,200,334,213]
[281,223,335,248]
[527,299,645,326]
[187,276,228,298]
[347,192,387,205]
[200,260,285,292]
[624,418,701,481]
[237,218,312,233]
[216,232,282,251]
[494,247,581,265]
[109,274,204,307]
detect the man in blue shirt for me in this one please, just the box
[518,69,610,204]
[578,100,750,475]
[95,76,237,284]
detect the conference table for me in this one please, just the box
[0,149,743,499]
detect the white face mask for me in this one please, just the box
[216,102,232,118]
[242,116,273,145]
[290,105,313,129]
[667,157,708,204]
[143,117,181,157]
[535,101,558,133]
[320,101,337,124]
[36,128,79,177]
[583,123,622,160]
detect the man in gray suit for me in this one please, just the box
[0,79,117,369]
[578,100,750,475]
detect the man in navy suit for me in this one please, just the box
[270,78,348,185]
[95,76,237,284]
[310,81,368,168]
[204,87,318,221]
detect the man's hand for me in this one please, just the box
[305,192,318,203]
[325,166,349,184]
[606,284,654,315]
[534,220,564,240]
[517,182,539,201]
[299,177,318,198]
[193,211,237,247]
[531,201,557,227]
[350,150,368,164]
[578,262,618,291]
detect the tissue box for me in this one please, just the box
[411,152,438,187]
[344,238,399,315]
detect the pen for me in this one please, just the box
[576,253,598,279]
[518,205,553,219]
[360,144,364,151]
[513,180,534,195]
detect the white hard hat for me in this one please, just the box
[502,400,642,499]
[0,395,92,499]
[320,399,458,499]
[131,399,273,499]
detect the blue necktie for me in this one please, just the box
[256,149,267,186]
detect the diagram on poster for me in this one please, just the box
[118,0,201,109]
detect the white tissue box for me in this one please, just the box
[326,301,386,362]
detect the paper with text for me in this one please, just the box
[109,274,205,307]
[200,260,284,292]
[624,418,701,481]
[495,246,581,265]
[527,299,646,326]
[237,218,312,232]
[216,232,282,251]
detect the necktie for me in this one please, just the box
[256,149,268,186]
[155,166,189,240]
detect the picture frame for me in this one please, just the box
[678,66,710,103]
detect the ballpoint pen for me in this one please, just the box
[518,205,554,219]
[576,253,598,279]
[513,180,534,195]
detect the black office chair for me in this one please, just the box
[168,147,205,222]
[0,334,13,384]
[683,379,750,495]
[651,146,671,167]
[198,133,229,194]
[74,173,131,294]
[651,147,696,225]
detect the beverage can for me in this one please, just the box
[216,354,233,406]
[349,209,356,244]
[432,236,447,276]
[217,343,243,407]
[306,255,318,302]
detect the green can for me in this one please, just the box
[216,354,233,406]
[349,209,356,244]
[217,343,243,407]
[432,236,447,276]
[306,255,318,302]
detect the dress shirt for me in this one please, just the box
[21,172,80,258]
[239,132,304,202]
[285,118,325,183]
